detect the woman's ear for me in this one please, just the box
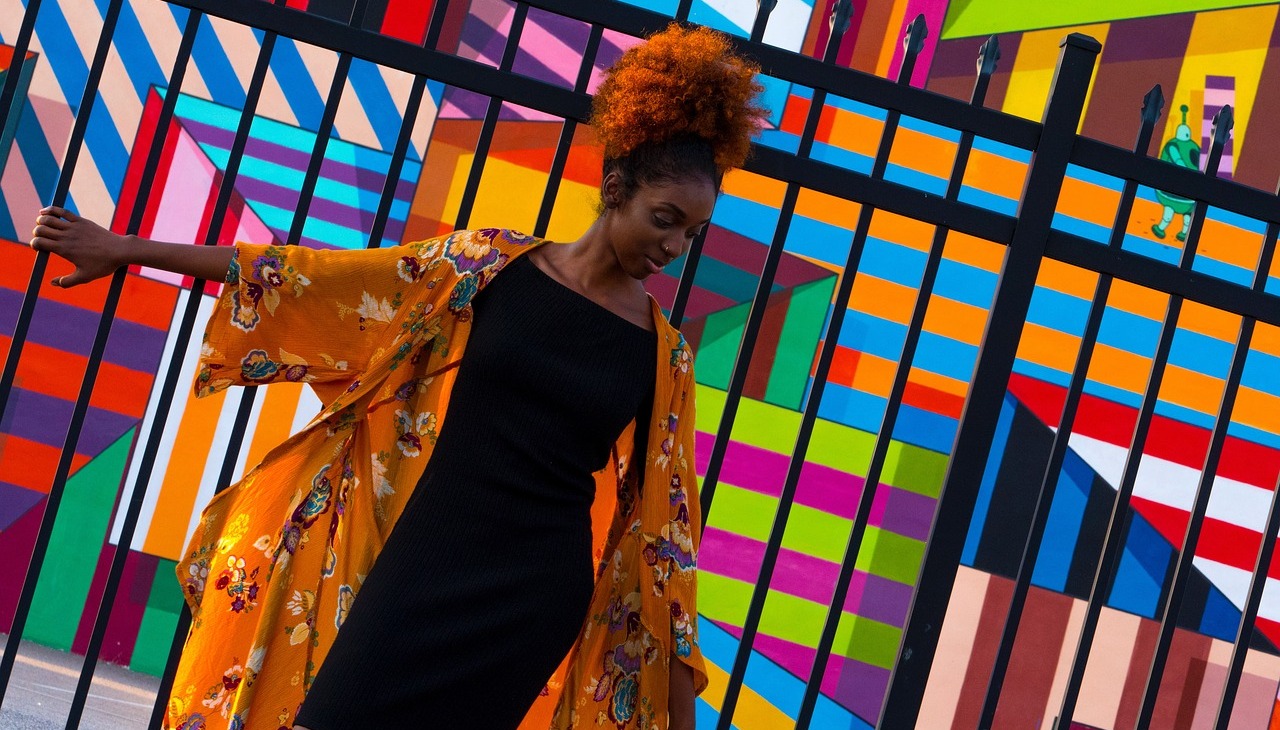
[601,171,622,209]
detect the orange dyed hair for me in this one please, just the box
[591,23,767,175]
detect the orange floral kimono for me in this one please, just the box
[163,229,707,730]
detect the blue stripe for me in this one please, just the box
[1242,349,1280,394]
[34,0,89,115]
[182,10,245,107]
[934,258,998,309]
[836,310,906,362]
[345,57,400,153]
[711,194,782,246]
[1030,448,1093,591]
[1120,231,1181,265]
[971,135,1032,163]
[957,184,1018,216]
[1190,252,1254,287]
[786,216,855,266]
[859,238,927,287]
[1204,204,1270,235]
[755,128,801,154]
[819,384,888,435]
[893,401,958,454]
[912,331,979,384]
[1027,286,1090,337]
[14,97,60,203]
[900,114,961,144]
[962,394,1015,565]
[884,162,947,196]
[100,0,168,103]
[262,36,324,133]
[1108,514,1170,619]
[1053,210,1111,244]
[1168,328,1234,379]
[1097,308,1161,358]
[1226,419,1280,452]
[1065,162,1124,192]
[810,140,874,175]
[757,75,790,129]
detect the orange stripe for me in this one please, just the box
[848,273,917,325]
[1234,385,1280,437]
[962,149,1026,201]
[1087,343,1151,394]
[922,295,987,347]
[1037,257,1098,299]
[721,169,788,208]
[851,352,896,398]
[887,127,956,182]
[1159,364,1224,416]
[1057,176,1122,229]
[869,210,936,252]
[1016,322,1080,374]
[1178,300,1241,343]
[0,435,91,492]
[243,383,304,472]
[795,188,862,229]
[1107,279,1168,320]
[143,388,227,559]
[0,335,155,419]
[908,366,969,399]
[943,232,1005,274]
[1197,217,1265,271]
[1255,322,1280,358]
[826,106,882,157]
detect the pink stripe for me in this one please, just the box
[701,527,838,606]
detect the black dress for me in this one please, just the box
[296,254,657,729]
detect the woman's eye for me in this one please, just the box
[653,216,674,228]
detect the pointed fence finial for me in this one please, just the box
[1212,104,1234,141]
[1141,85,1165,125]
[829,0,853,39]
[902,13,928,57]
[976,35,1000,76]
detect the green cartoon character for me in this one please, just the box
[1152,104,1200,242]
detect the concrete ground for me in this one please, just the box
[0,635,160,729]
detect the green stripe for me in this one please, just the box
[693,302,748,392]
[705,482,853,564]
[26,429,135,649]
[765,276,837,410]
[130,559,183,676]
[853,527,926,585]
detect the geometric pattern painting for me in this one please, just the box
[6,0,1280,728]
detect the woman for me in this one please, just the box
[29,23,765,730]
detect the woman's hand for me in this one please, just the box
[29,206,130,288]
[669,658,696,730]
[29,206,234,285]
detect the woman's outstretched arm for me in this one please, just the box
[29,206,234,288]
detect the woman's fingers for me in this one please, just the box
[39,214,71,230]
[40,205,77,222]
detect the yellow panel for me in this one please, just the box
[144,389,227,561]
[1163,5,1278,175]
[243,383,304,477]
[1002,24,1111,125]
[545,176,605,243]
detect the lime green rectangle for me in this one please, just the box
[853,527,926,585]
[941,0,1275,38]
[704,482,853,564]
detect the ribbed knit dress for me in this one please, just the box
[295,253,657,728]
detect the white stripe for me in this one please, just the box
[762,0,813,53]
[0,0,25,41]
[334,73,380,151]
[207,15,260,93]
[111,285,191,549]
[230,381,267,483]
[293,386,324,436]
[129,0,212,100]
[0,144,42,238]
[179,293,221,548]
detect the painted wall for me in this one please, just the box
[3,0,1280,727]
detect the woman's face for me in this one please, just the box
[603,174,717,280]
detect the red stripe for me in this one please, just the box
[380,0,434,45]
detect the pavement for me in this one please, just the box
[0,635,160,729]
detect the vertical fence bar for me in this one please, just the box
[1052,106,1232,728]
[976,85,1164,729]
[453,2,529,230]
[532,23,603,239]
[879,33,1100,728]
[667,0,776,327]
[697,0,853,525]
[0,0,130,706]
[366,0,453,249]
[715,16,927,729]
[0,0,40,138]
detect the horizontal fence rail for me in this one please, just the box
[3,0,1280,728]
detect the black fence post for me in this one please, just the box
[879,33,1100,728]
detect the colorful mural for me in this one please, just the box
[4,0,1280,728]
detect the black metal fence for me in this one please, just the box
[2,0,1280,728]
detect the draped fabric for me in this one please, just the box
[163,229,707,730]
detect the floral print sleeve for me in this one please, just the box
[194,238,453,398]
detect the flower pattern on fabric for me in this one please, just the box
[169,230,704,730]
